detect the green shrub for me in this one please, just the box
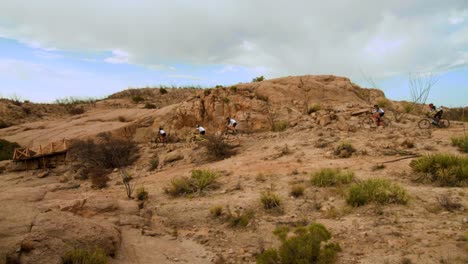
[165,169,219,196]
[290,184,305,197]
[62,248,107,264]
[144,103,157,109]
[136,187,149,201]
[132,95,145,103]
[346,179,409,207]
[159,88,168,94]
[451,135,468,153]
[334,142,356,158]
[222,97,230,103]
[0,139,20,161]
[117,116,126,122]
[253,75,265,82]
[410,154,468,187]
[0,120,10,129]
[257,223,341,264]
[226,207,255,228]
[89,167,110,189]
[202,134,236,160]
[203,89,212,96]
[311,168,355,187]
[260,191,282,209]
[210,205,223,218]
[230,86,238,92]
[272,121,288,132]
[308,104,321,114]
[149,158,159,171]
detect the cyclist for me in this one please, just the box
[225,116,237,133]
[158,127,166,143]
[371,104,385,126]
[428,103,443,124]
[196,124,206,135]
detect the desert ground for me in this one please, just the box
[0,75,466,264]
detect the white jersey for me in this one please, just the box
[159,130,166,135]
[430,106,442,112]
[197,126,205,132]
[373,108,384,114]
[229,119,236,125]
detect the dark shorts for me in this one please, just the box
[232,122,237,128]
[160,132,166,137]
[200,130,205,135]
[379,112,384,117]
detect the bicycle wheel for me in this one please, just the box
[381,117,392,128]
[361,117,376,129]
[418,119,431,129]
[438,119,450,128]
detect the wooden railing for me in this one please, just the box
[13,139,68,161]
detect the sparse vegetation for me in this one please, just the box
[260,191,282,209]
[371,164,386,171]
[159,88,168,94]
[253,75,265,82]
[132,95,145,103]
[230,86,238,92]
[149,158,159,171]
[308,104,321,114]
[311,168,355,187]
[401,139,415,148]
[117,116,126,122]
[290,184,305,197]
[410,154,468,187]
[346,179,409,207]
[144,103,157,109]
[89,167,110,189]
[165,169,219,196]
[0,119,10,129]
[210,205,223,218]
[69,133,139,169]
[62,248,107,264]
[257,223,341,264]
[67,106,85,115]
[120,170,135,198]
[202,134,236,160]
[334,142,356,158]
[0,139,21,161]
[437,194,462,212]
[272,121,288,132]
[226,207,255,228]
[256,173,267,182]
[451,135,468,153]
[136,186,149,201]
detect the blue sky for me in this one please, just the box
[0,1,467,106]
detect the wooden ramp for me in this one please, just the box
[13,139,69,164]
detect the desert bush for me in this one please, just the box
[346,179,409,207]
[132,95,145,103]
[256,93,269,102]
[149,158,159,171]
[334,142,356,158]
[67,106,85,115]
[0,139,20,161]
[210,205,223,218]
[117,116,126,122]
[444,107,468,122]
[272,121,288,132]
[253,75,265,82]
[226,207,255,228]
[230,86,238,92]
[55,96,97,106]
[159,88,168,94]
[135,187,149,201]
[202,134,236,160]
[144,103,157,109]
[69,133,139,169]
[89,167,110,189]
[410,154,468,187]
[400,139,415,148]
[120,170,135,199]
[376,98,391,108]
[311,168,355,187]
[222,97,230,104]
[437,194,462,212]
[257,223,341,264]
[62,248,107,264]
[308,104,321,114]
[260,191,282,209]
[0,119,10,129]
[290,184,305,197]
[165,169,219,196]
[203,89,212,96]
[371,164,386,171]
[451,135,468,153]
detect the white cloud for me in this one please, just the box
[147,64,176,71]
[168,74,202,80]
[34,50,63,59]
[104,49,130,64]
[0,0,467,81]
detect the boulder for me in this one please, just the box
[317,115,331,127]
[163,151,184,163]
[19,211,121,264]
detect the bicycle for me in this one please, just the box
[418,117,450,129]
[360,113,392,129]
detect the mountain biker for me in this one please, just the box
[428,103,443,124]
[225,116,237,133]
[158,127,166,143]
[196,124,206,135]
[371,104,385,126]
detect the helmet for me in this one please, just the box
[196,124,199,128]
[429,103,434,107]
[159,127,163,130]
[373,104,378,108]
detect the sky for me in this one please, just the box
[0,0,467,106]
